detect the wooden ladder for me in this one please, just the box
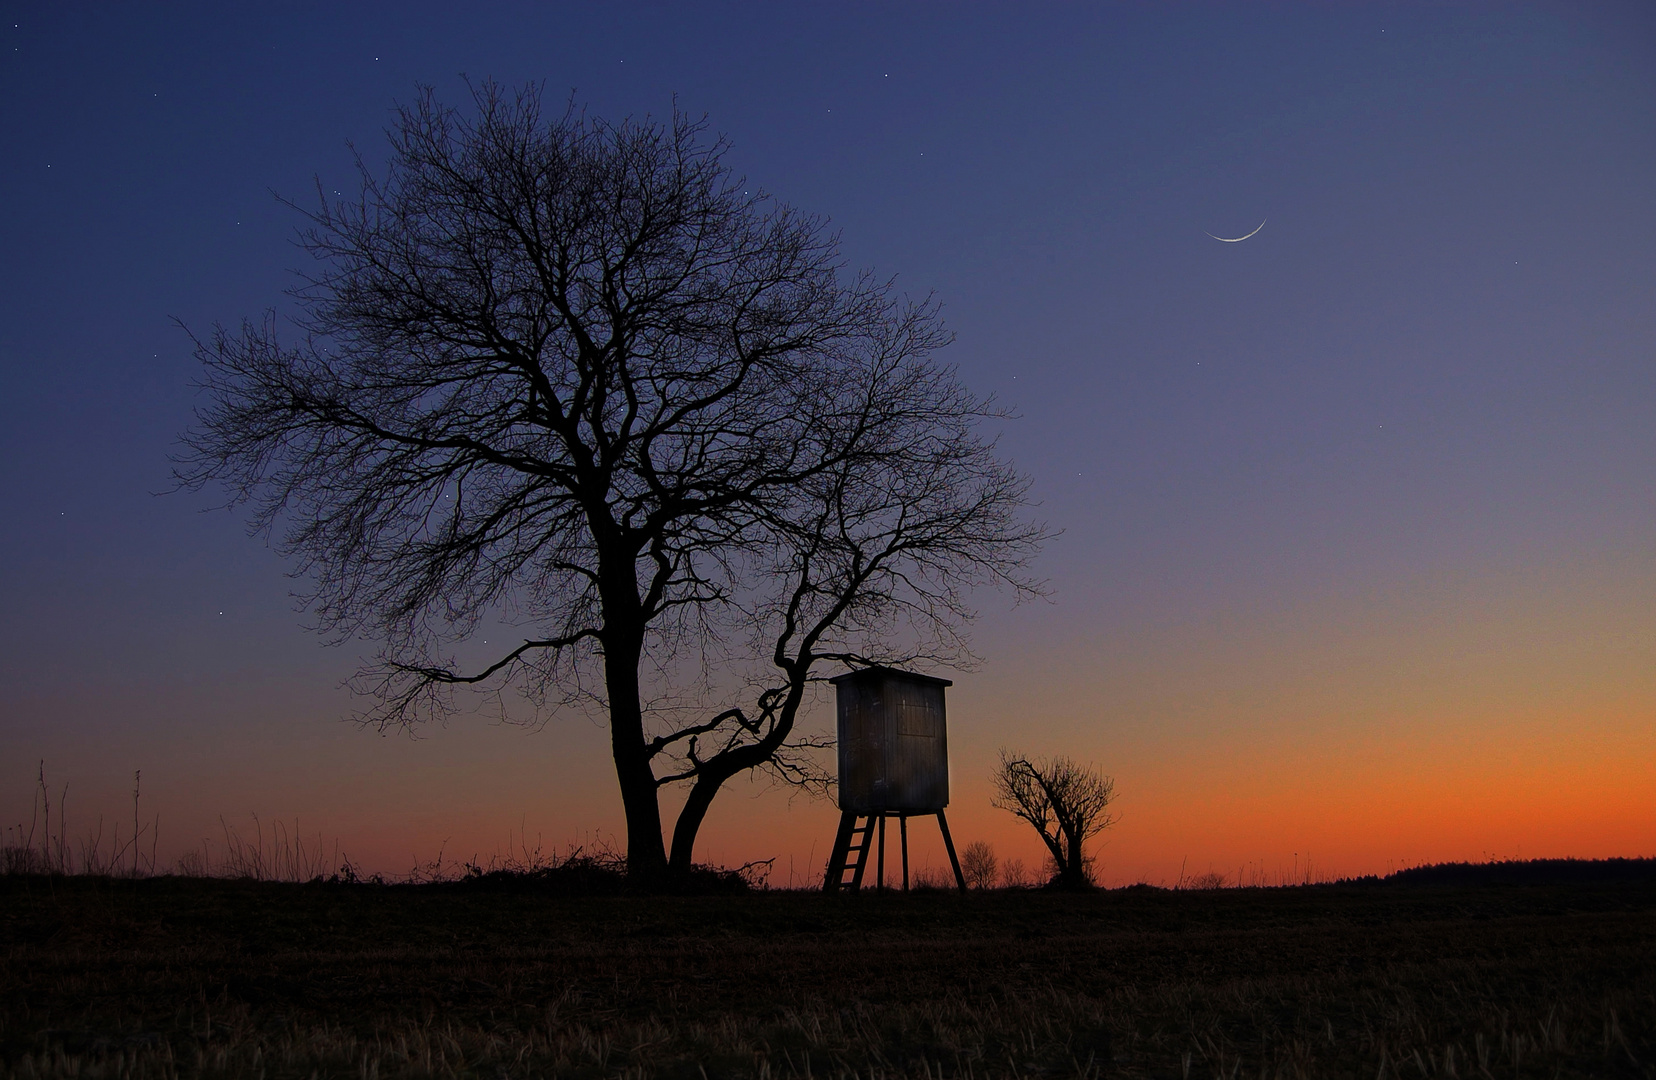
[822,811,878,893]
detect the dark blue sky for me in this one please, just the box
[4,3,1654,878]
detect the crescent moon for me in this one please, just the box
[1206,218,1266,242]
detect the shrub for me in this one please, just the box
[961,841,999,889]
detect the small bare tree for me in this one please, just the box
[176,82,1046,886]
[990,751,1115,889]
[959,840,998,890]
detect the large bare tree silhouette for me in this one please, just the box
[178,83,1046,883]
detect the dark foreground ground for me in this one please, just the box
[2,871,1653,1079]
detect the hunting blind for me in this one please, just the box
[822,667,966,893]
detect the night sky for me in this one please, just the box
[4,3,1654,884]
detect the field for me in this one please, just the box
[1,870,1653,1079]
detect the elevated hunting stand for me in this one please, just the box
[821,667,966,893]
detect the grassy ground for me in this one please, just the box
[1,874,1652,1079]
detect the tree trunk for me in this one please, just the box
[667,771,727,874]
[666,682,804,875]
[1060,827,1089,889]
[603,640,667,882]
[594,540,668,884]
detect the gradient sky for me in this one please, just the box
[4,3,1654,885]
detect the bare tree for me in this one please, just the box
[176,83,1046,885]
[959,840,998,890]
[990,751,1115,889]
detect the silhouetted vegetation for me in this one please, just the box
[451,853,759,897]
[175,83,1047,887]
[991,751,1116,889]
[1385,856,1656,887]
[3,866,1652,1078]
[959,840,998,889]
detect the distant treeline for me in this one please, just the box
[1374,857,1656,887]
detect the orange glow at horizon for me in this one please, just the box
[8,698,1650,888]
[7,549,1653,887]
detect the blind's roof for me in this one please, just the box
[827,665,954,688]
